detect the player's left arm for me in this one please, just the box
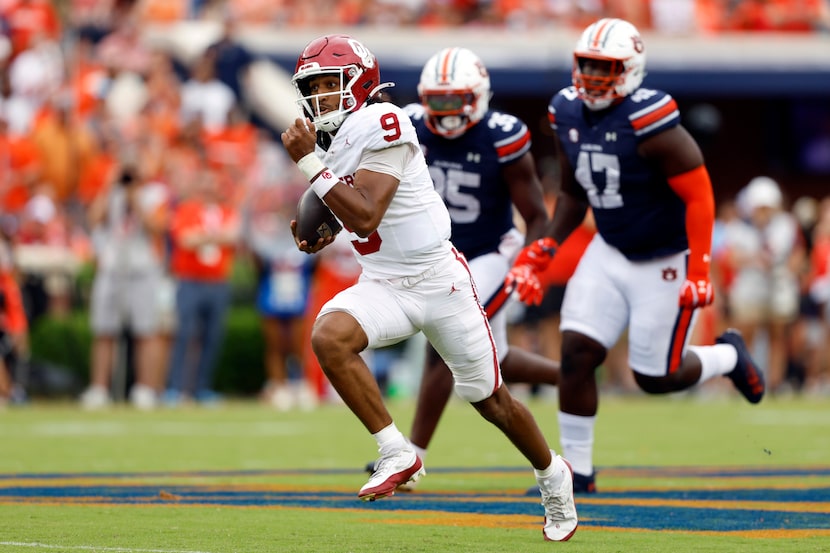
[504,151,549,242]
[641,124,715,308]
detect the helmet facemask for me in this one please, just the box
[293,65,363,133]
[573,55,629,111]
[421,90,479,139]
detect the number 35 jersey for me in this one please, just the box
[549,86,689,261]
[405,104,531,261]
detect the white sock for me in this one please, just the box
[558,411,595,476]
[373,422,407,455]
[687,344,738,384]
[533,451,557,480]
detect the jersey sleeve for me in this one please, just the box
[403,102,425,122]
[484,110,531,164]
[626,90,680,141]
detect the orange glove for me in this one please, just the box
[513,237,558,273]
[505,264,544,306]
[679,275,714,309]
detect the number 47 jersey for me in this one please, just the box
[549,86,689,262]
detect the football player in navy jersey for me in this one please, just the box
[506,18,766,493]
[375,47,562,486]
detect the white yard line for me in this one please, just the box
[0,542,215,553]
[0,421,305,437]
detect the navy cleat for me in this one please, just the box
[573,471,597,494]
[716,328,765,404]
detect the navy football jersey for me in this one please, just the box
[549,86,688,261]
[405,103,530,260]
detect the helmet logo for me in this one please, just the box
[632,36,644,53]
[475,60,488,78]
[347,39,375,68]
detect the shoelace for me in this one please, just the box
[371,450,409,478]
[540,488,569,520]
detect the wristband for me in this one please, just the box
[296,152,326,181]
[311,169,339,198]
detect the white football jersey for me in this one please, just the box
[316,102,452,280]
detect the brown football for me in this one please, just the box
[296,187,342,245]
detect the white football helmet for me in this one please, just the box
[417,47,492,139]
[292,34,390,133]
[572,18,646,111]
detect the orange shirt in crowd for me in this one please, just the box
[1,0,61,55]
[169,200,238,281]
[0,133,41,214]
[76,149,117,206]
[0,272,28,334]
[137,0,188,23]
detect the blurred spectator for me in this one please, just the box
[165,168,240,405]
[180,52,236,134]
[726,0,828,32]
[13,188,80,321]
[724,176,806,394]
[95,9,153,77]
[204,13,256,105]
[0,0,61,58]
[79,164,169,410]
[7,33,63,131]
[135,49,182,147]
[66,33,111,122]
[0,230,29,406]
[30,94,98,205]
[802,197,830,395]
[203,106,257,193]
[69,0,118,43]
[0,99,42,215]
[136,0,189,24]
[245,182,317,410]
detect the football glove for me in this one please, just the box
[505,264,544,306]
[679,276,714,309]
[513,237,558,273]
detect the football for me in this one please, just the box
[295,187,342,245]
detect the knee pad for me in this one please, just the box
[453,380,491,403]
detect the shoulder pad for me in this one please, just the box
[345,103,418,151]
[623,89,680,138]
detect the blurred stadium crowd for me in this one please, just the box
[0,0,829,409]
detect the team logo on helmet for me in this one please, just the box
[348,39,375,69]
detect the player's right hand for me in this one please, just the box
[505,264,544,306]
[678,276,714,309]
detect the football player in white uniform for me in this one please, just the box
[281,34,576,541]
[506,19,766,493]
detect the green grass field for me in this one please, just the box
[1,393,828,552]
